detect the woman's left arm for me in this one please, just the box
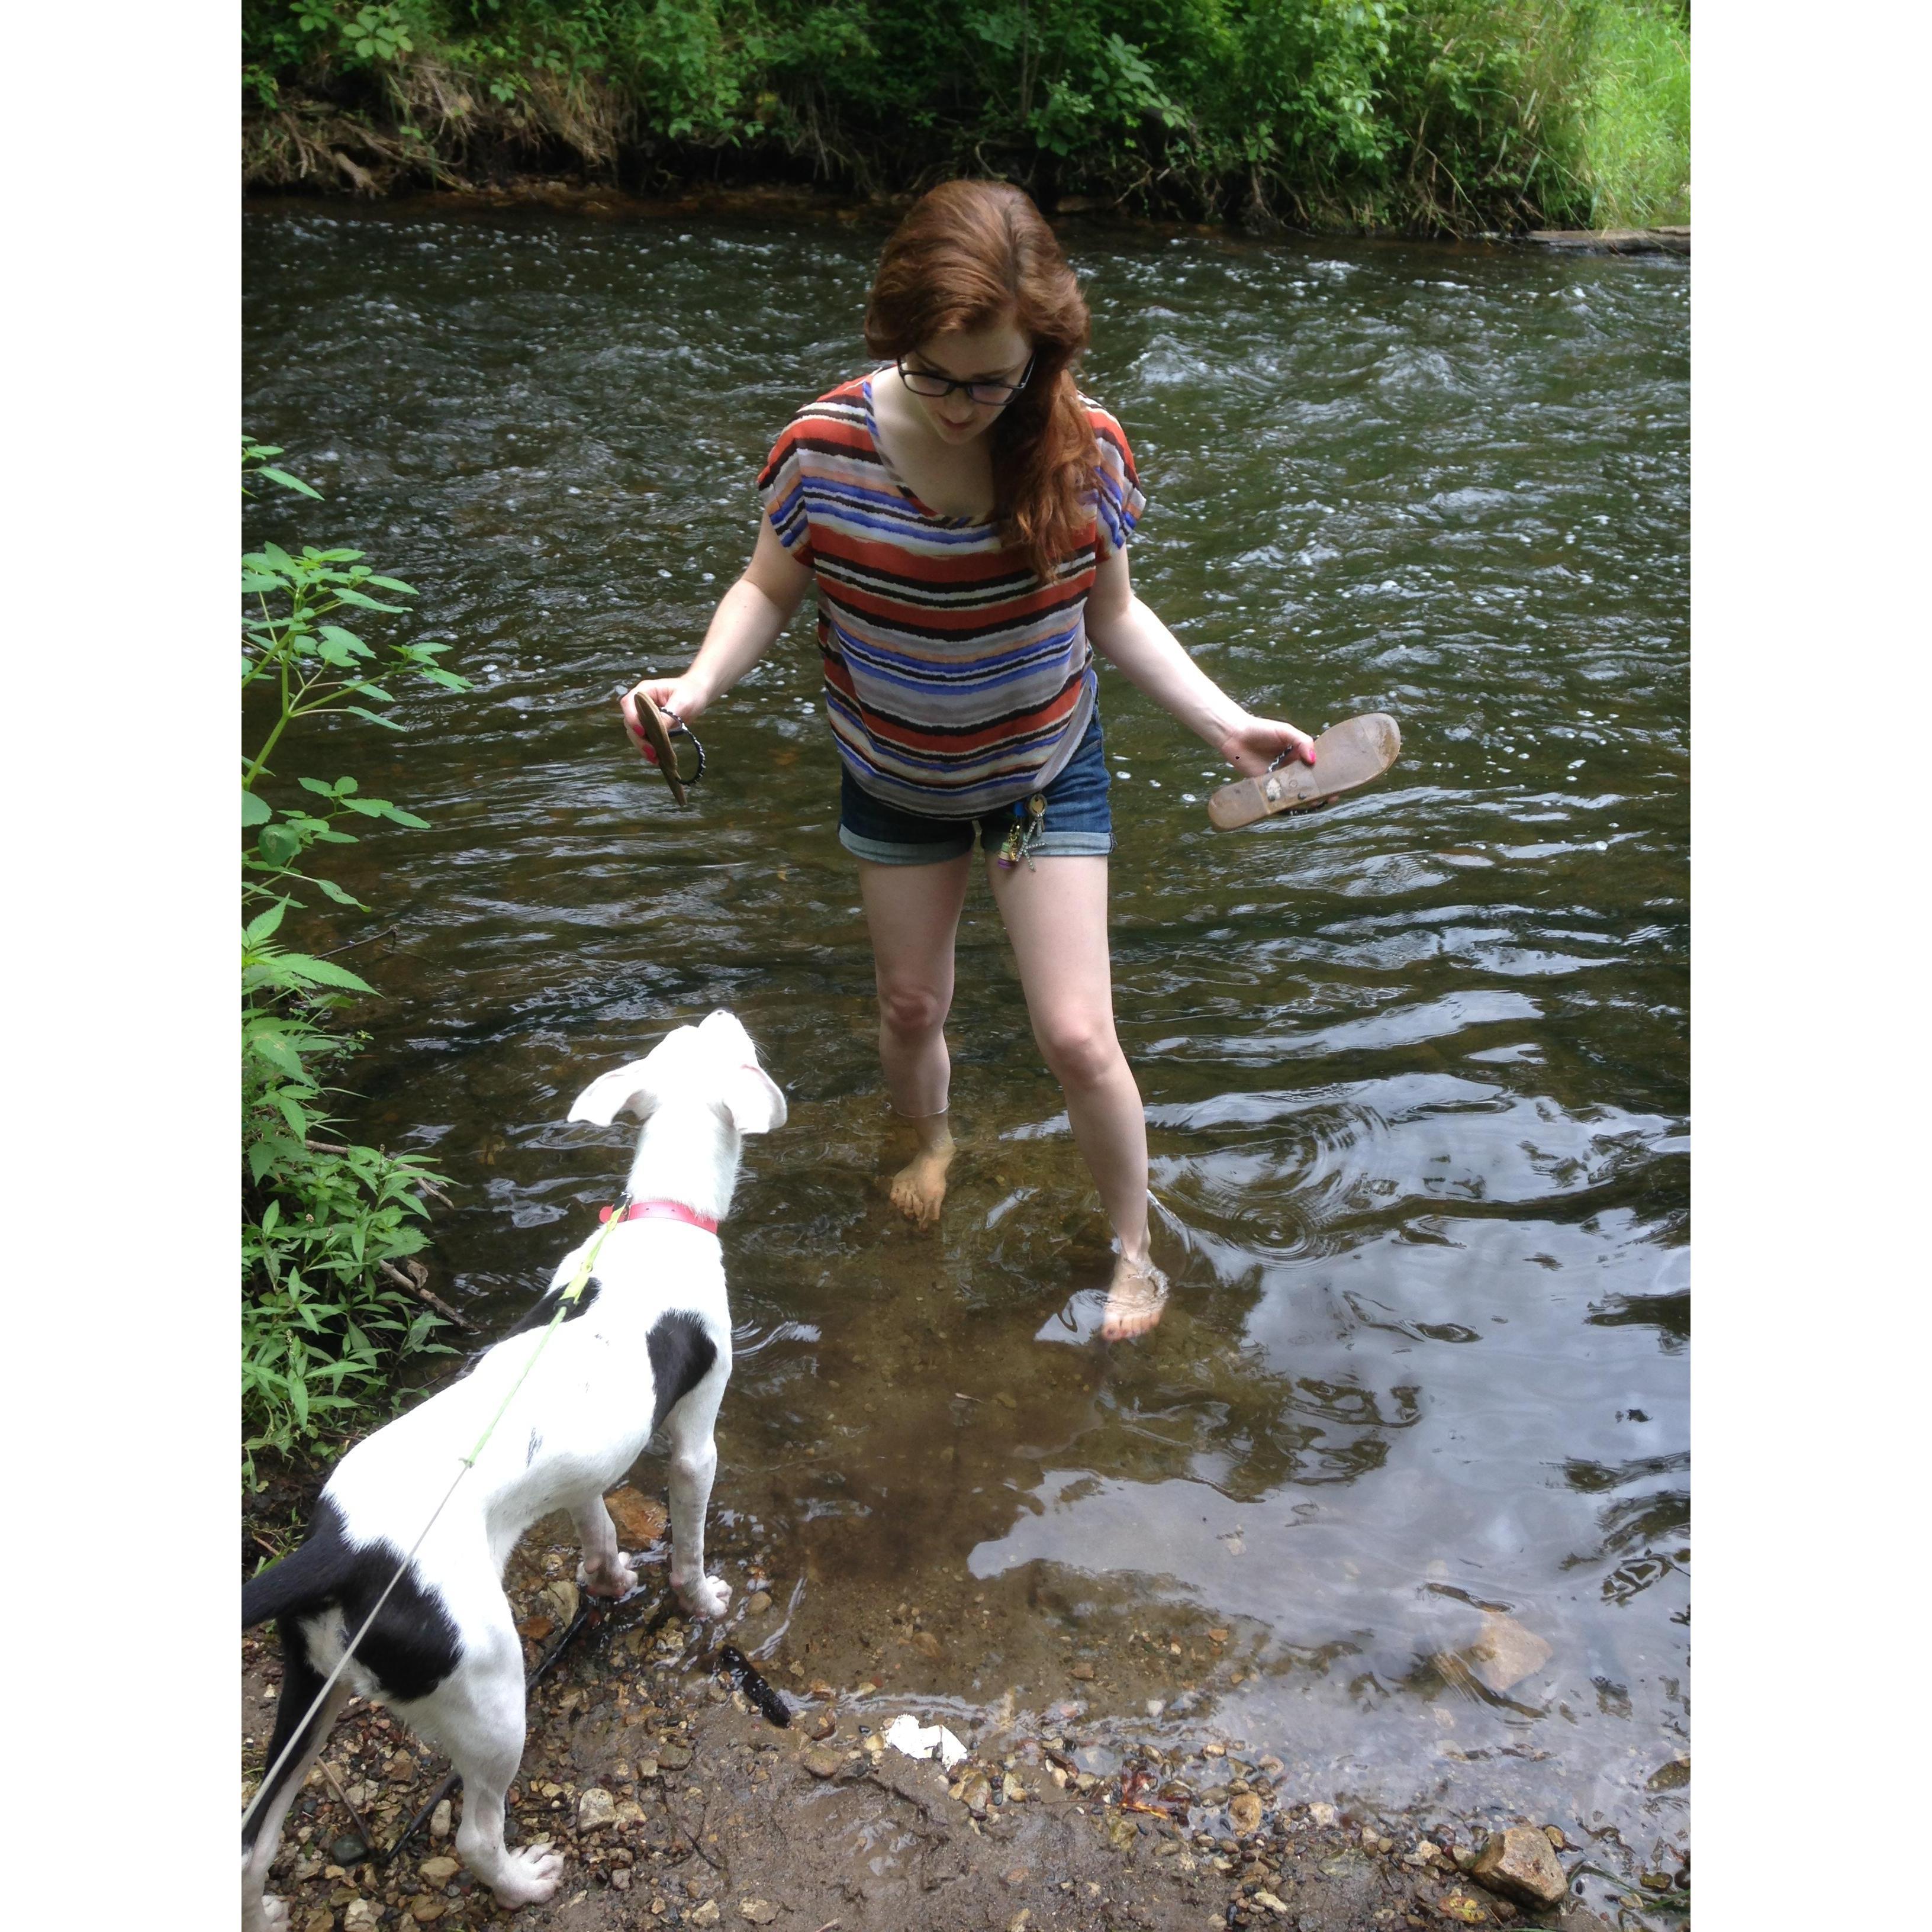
[1084,543,1316,778]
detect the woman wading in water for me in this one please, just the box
[627,180,1315,1341]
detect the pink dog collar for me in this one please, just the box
[598,1199,720,1235]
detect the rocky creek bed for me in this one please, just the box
[243,1486,1686,1932]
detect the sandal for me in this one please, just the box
[618,688,706,807]
[1208,712,1402,830]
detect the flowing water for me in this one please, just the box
[244,202,1688,1854]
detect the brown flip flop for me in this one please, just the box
[618,688,706,807]
[1208,713,1402,830]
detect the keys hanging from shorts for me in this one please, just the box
[996,793,1048,871]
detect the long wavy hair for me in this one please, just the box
[862,180,1096,584]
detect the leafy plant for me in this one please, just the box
[241,439,469,1487]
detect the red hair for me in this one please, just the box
[863,181,1096,584]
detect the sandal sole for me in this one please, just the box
[1208,712,1402,830]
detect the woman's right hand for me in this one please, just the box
[625,673,706,723]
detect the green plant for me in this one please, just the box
[241,439,469,1486]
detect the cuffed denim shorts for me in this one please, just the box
[838,708,1115,865]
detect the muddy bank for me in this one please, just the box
[243,1494,1685,1932]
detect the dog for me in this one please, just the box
[242,1011,785,1932]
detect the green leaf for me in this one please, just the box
[275,954,378,994]
[242,790,273,827]
[243,900,288,946]
[332,588,408,613]
[315,877,366,909]
[258,465,323,500]
[257,823,302,865]
[249,1032,308,1080]
[345,707,406,731]
[362,575,417,595]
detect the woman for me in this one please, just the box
[627,179,1314,1341]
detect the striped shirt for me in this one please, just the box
[756,373,1145,817]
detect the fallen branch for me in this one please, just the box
[378,1259,475,1332]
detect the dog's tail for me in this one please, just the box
[243,1534,343,1630]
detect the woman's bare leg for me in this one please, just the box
[858,853,972,1226]
[985,855,1162,1338]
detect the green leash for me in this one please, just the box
[243,1193,630,1838]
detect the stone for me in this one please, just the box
[1646,1755,1690,1792]
[429,1798,452,1841]
[912,1629,943,1660]
[1308,1802,1339,1828]
[809,1711,838,1741]
[1436,1894,1490,1925]
[329,1834,368,1866]
[418,1856,459,1883]
[385,1752,417,1783]
[300,1911,334,1932]
[690,1903,722,1928]
[1003,1865,1031,1887]
[1069,1663,1096,1682]
[959,1772,993,1816]
[1002,1772,1027,1802]
[745,1591,774,1617]
[343,1905,381,1932]
[605,1487,669,1545]
[616,1800,648,1827]
[1463,1615,1553,1695]
[740,1902,778,1924]
[801,1746,844,1779]
[543,1577,581,1627]
[409,1898,446,1923]
[1229,1793,1264,1835]
[1251,1892,1290,1918]
[578,1786,618,1830]
[658,1743,693,1770]
[1470,1826,1567,1909]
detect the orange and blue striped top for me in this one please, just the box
[756,373,1145,817]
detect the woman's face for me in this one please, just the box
[896,316,1035,445]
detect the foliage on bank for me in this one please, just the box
[242,440,469,1486]
[241,0,1689,234]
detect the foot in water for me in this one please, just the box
[887,1119,954,1228]
[1102,1252,1168,1342]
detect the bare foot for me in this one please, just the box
[888,1141,953,1227]
[1102,1254,1168,1342]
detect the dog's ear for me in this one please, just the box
[567,1059,659,1126]
[717,1064,787,1136]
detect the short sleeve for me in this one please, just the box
[1089,405,1146,558]
[755,418,815,565]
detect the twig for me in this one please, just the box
[317,924,400,959]
[378,1260,475,1332]
[318,1759,376,1853]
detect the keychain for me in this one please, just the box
[996,793,1048,871]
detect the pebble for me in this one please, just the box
[1229,1793,1264,1836]
[658,1744,693,1770]
[1251,1892,1290,1918]
[1308,1802,1339,1827]
[429,1798,452,1840]
[1002,1772,1027,1802]
[801,1746,844,1779]
[690,1903,722,1928]
[329,1834,367,1865]
[384,1752,416,1783]
[1069,1662,1096,1681]
[578,1786,617,1830]
[745,1590,773,1616]
[408,1898,446,1922]
[418,1857,459,1883]
[343,1905,381,1932]
[740,1901,778,1924]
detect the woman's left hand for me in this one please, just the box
[1218,714,1317,778]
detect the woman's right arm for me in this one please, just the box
[627,514,813,721]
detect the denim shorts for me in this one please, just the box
[838,708,1115,865]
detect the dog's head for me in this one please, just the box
[566,1010,787,1135]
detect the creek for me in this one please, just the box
[244,201,1688,1851]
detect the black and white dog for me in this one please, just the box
[242,1012,785,1932]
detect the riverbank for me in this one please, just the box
[241,1,1690,239]
[242,1482,1683,1932]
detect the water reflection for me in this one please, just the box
[244,202,1687,1838]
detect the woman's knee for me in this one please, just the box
[878,981,950,1039]
[1035,1013,1123,1090]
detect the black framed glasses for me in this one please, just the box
[896,352,1036,407]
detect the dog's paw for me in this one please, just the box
[674,1572,732,1619]
[578,1554,643,1602]
[245,1894,289,1932]
[490,1842,565,1908]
